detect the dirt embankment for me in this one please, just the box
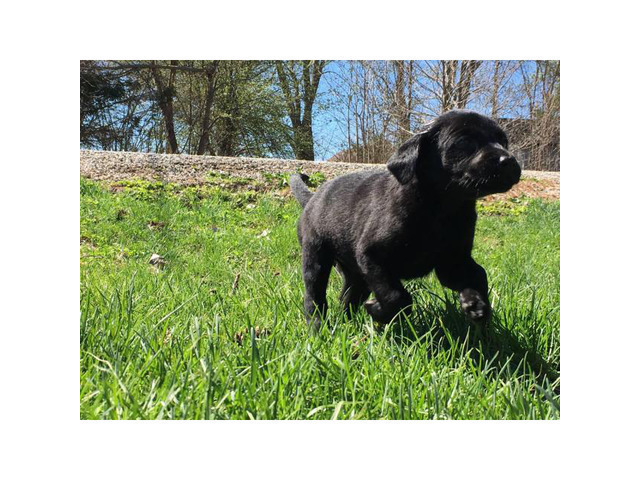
[80,150,560,200]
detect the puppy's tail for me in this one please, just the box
[289,174,313,208]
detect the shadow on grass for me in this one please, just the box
[387,294,560,395]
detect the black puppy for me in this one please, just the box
[290,110,521,330]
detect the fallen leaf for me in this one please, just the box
[147,221,166,230]
[351,335,369,359]
[231,273,240,293]
[149,253,166,270]
[234,326,271,346]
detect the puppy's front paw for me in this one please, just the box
[460,289,491,323]
[364,299,388,324]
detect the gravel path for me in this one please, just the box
[80,150,559,199]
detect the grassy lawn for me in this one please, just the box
[80,176,560,420]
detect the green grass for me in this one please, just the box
[80,177,560,420]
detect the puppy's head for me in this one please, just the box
[387,110,521,198]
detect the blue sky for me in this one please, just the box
[310,60,536,161]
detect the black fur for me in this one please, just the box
[289,173,313,208]
[291,110,521,330]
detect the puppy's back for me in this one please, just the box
[301,169,397,244]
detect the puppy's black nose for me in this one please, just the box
[498,155,521,183]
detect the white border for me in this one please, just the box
[4,0,640,478]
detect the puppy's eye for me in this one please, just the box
[454,138,477,153]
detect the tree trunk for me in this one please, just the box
[219,83,239,156]
[275,60,326,160]
[196,61,219,155]
[293,123,314,160]
[455,60,481,109]
[441,60,457,112]
[491,61,501,117]
[393,60,411,142]
[150,60,179,154]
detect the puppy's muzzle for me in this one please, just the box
[497,154,521,185]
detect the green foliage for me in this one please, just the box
[81,178,560,419]
[477,197,528,216]
[261,172,290,188]
[80,61,143,149]
[306,171,327,188]
[174,60,293,157]
[260,171,327,189]
[205,171,255,189]
[111,179,167,200]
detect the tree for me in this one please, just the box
[204,61,291,158]
[149,60,180,153]
[80,60,559,170]
[435,60,482,111]
[392,60,413,142]
[324,61,406,164]
[82,60,291,157]
[274,60,328,160]
[80,61,143,149]
[196,61,220,155]
[517,60,560,170]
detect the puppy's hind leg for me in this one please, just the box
[301,240,334,331]
[336,264,371,319]
[357,254,412,324]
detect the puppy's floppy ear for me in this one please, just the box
[387,126,435,184]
